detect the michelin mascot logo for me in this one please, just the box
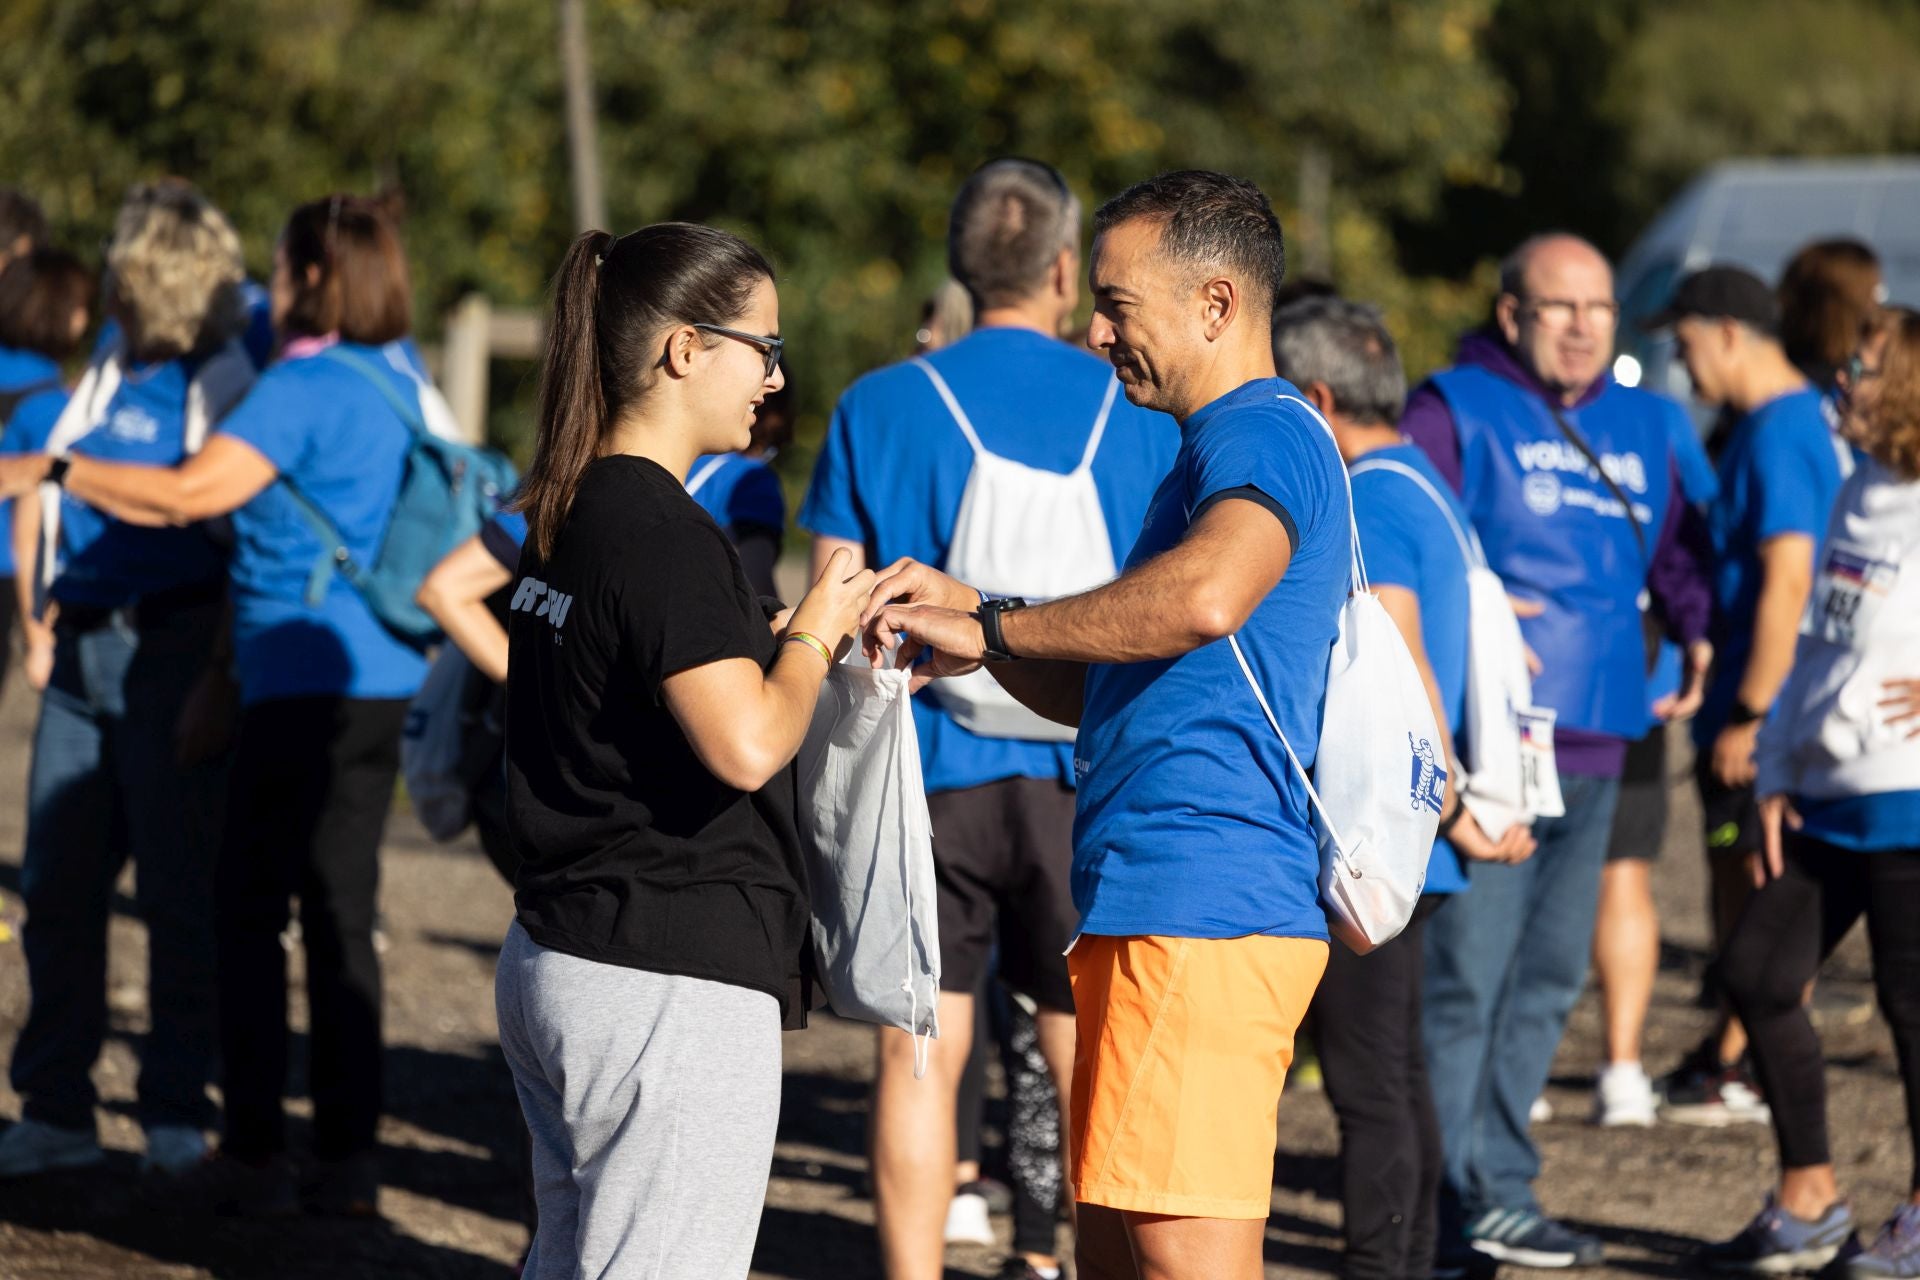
[1409,732,1447,816]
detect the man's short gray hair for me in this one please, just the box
[1271,297,1406,426]
[948,159,1081,310]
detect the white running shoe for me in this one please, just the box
[1592,1062,1658,1127]
[141,1124,208,1176]
[1529,1095,1554,1124]
[0,1119,105,1178]
[944,1187,996,1246]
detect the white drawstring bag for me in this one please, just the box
[1231,399,1445,955]
[1348,457,1562,839]
[796,659,941,1074]
[914,358,1120,742]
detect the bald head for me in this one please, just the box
[1496,233,1618,403]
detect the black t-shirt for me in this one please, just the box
[505,455,810,1023]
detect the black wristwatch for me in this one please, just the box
[46,455,71,489]
[1727,699,1768,728]
[977,596,1027,662]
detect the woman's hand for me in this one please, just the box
[1882,679,1920,739]
[0,455,52,500]
[787,547,876,654]
[22,632,53,692]
[1753,792,1801,888]
[1450,808,1537,864]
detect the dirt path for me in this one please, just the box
[0,659,1899,1278]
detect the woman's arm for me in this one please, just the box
[0,437,279,526]
[417,535,515,684]
[11,492,52,690]
[661,548,875,792]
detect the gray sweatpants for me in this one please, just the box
[496,921,782,1280]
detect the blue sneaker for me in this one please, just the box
[1697,1194,1855,1273]
[1466,1207,1604,1268]
[1850,1204,1920,1278]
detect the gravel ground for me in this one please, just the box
[0,661,1899,1278]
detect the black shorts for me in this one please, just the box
[1696,750,1763,859]
[1606,726,1669,861]
[925,776,1077,1013]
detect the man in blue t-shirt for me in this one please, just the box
[866,170,1344,1280]
[1648,266,1846,1135]
[1272,296,1536,1279]
[802,159,1176,1280]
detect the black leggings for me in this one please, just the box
[217,696,407,1163]
[1721,832,1920,1184]
[1309,895,1445,1280]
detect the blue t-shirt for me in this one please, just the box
[799,326,1179,795]
[1351,443,1470,896]
[1797,791,1920,853]
[218,344,429,705]
[5,355,229,608]
[0,346,69,579]
[1697,386,1843,743]
[481,508,528,573]
[688,451,785,537]
[1073,378,1349,940]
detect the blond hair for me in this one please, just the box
[105,181,246,361]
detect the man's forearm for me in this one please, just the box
[998,505,1284,664]
[1738,557,1814,712]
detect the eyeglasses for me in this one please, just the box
[694,323,784,380]
[1845,354,1882,385]
[1517,296,1621,329]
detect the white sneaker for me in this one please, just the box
[944,1188,996,1246]
[1529,1095,1554,1124]
[0,1119,105,1177]
[141,1124,208,1175]
[1592,1062,1658,1127]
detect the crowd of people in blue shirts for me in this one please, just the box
[0,160,1917,1280]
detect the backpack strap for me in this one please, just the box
[1073,378,1121,474]
[1226,633,1350,857]
[1349,456,1487,568]
[1276,394,1369,596]
[911,357,987,456]
[685,455,729,498]
[279,346,426,607]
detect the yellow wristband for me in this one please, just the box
[783,631,834,666]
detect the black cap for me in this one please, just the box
[1643,265,1779,334]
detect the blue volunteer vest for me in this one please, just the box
[1432,366,1681,739]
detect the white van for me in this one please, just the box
[1613,157,1920,404]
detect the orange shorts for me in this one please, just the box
[1067,932,1329,1219]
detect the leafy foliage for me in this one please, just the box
[2,0,1915,483]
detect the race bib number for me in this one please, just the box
[1811,540,1900,650]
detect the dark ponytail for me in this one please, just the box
[518,223,774,559]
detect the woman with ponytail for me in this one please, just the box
[495,224,872,1280]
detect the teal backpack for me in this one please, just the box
[281,346,518,647]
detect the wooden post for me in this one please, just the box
[558,0,607,233]
[443,293,492,445]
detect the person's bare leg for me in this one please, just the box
[1023,1006,1077,1270]
[1778,1164,1842,1221]
[873,991,975,1280]
[1126,1212,1266,1280]
[1076,1203,1138,1280]
[1595,859,1659,1065]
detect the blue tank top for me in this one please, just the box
[1432,367,1680,739]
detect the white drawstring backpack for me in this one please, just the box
[1347,457,1563,839]
[796,658,942,1076]
[1230,399,1446,954]
[914,357,1119,742]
